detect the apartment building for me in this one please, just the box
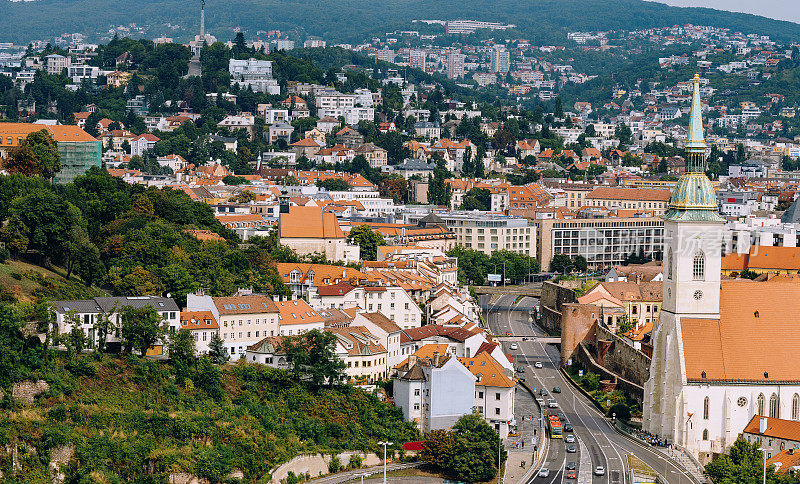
[50,296,180,353]
[404,210,536,257]
[534,216,664,271]
[186,293,280,357]
[459,352,516,438]
[585,187,672,215]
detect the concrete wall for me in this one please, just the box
[269,452,382,483]
[539,281,578,335]
[594,324,651,388]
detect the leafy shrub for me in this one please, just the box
[328,455,342,473]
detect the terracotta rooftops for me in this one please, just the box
[743,415,800,442]
[400,324,479,344]
[179,311,219,330]
[681,279,800,383]
[458,353,515,388]
[213,295,278,315]
[279,206,346,239]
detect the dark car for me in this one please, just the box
[516,366,525,373]
[566,462,576,470]
[557,412,566,422]
[564,423,574,432]
[539,389,548,397]
[566,444,577,453]
[552,386,561,393]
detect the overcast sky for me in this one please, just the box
[651,0,800,24]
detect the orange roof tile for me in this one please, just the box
[279,206,345,239]
[681,279,800,383]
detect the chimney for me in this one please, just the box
[760,417,768,434]
[409,354,418,367]
[432,351,440,367]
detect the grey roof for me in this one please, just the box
[51,296,178,314]
[782,198,800,224]
[398,159,436,171]
[414,121,440,128]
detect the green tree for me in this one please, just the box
[347,225,385,261]
[460,188,491,211]
[423,413,506,482]
[6,130,62,179]
[550,253,573,273]
[705,439,782,484]
[316,178,351,191]
[120,305,167,356]
[278,329,347,387]
[208,332,229,365]
[169,328,196,365]
[420,429,456,471]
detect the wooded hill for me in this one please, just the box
[0,0,799,45]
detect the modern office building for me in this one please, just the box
[534,216,664,271]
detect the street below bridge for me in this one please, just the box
[484,294,700,484]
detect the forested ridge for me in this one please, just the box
[0,0,798,44]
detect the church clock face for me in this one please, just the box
[693,290,703,300]
[738,397,747,407]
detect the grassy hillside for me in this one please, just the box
[0,353,418,482]
[0,259,104,304]
[0,0,799,45]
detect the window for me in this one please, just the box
[478,391,484,399]
[667,248,673,280]
[693,251,705,281]
[703,397,709,420]
[702,429,708,441]
[495,392,500,401]
[758,393,766,416]
[793,394,799,421]
[414,389,420,396]
[495,408,500,415]
[770,394,780,418]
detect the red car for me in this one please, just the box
[506,331,512,336]
[566,470,577,479]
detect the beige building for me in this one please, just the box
[278,206,360,263]
[354,143,388,168]
[585,187,672,215]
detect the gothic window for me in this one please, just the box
[770,394,780,418]
[693,251,706,281]
[667,248,673,280]
[702,429,709,441]
[758,393,766,416]
[703,397,710,420]
[793,394,800,421]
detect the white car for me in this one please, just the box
[565,434,575,443]
[594,466,605,476]
[534,361,543,368]
[510,343,519,350]
[548,399,558,408]
[538,468,550,478]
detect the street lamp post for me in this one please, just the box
[760,447,769,484]
[377,441,393,484]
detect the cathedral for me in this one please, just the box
[643,75,800,464]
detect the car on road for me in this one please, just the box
[564,423,573,432]
[510,343,519,350]
[506,331,512,336]
[534,361,543,368]
[565,462,576,470]
[552,386,561,393]
[515,366,525,373]
[566,444,577,453]
[538,468,550,478]
[539,389,548,397]
[565,434,575,443]
[548,399,558,408]
[536,398,545,406]
[566,469,577,479]
[557,412,566,421]
[594,466,605,476]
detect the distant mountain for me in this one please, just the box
[1,0,800,45]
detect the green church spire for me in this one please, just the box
[662,74,724,223]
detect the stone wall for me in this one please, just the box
[12,380,49,405]
[560,303,599,364]
[593,324,651,388]
[539,281,578,335]
[573,343,645,402]
[269,452,382,484]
